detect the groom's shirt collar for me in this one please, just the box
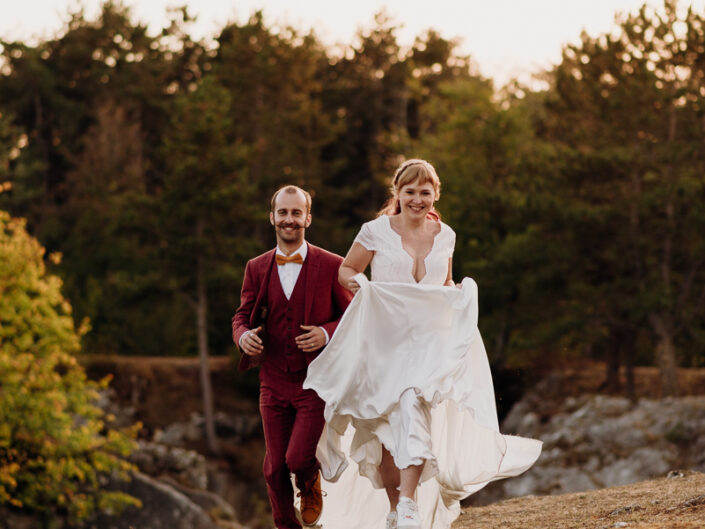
[276,241,308,261]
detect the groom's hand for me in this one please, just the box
[296,325,326,352]
[241,326,264,356]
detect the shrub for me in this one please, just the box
[0,211,140,523]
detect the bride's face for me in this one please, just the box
[398,179,435,219]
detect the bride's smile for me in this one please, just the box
[399,181,436,219]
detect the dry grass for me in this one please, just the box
[538,361,705,400]
[455,471,705,529]
[82,355,258,429]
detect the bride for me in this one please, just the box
[303,159,542,529]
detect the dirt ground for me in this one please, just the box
[456,471,705,529]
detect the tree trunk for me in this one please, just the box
[252,83,268,248]
[648,312,679,397]
[647,103,679,398]
[604,341,621,393]
[623,338,636,403]
[196,218,219,455]
[628,169,645,288]
[493,317,509,362]
[34,92,50,228]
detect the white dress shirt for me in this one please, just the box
[276,241,307,299]
[239,241,329,347]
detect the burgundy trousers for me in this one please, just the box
[259,369,325,529]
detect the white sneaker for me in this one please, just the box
[396,496,421,529]
[385,511,398,529]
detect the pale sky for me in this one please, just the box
[2,1,704,86]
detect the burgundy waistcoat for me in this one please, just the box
[261,256,309,378]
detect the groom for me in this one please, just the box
[232,185,352,529]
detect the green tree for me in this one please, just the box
[0,210,139,523]
[542,0,705,394]
[317,13,410,237]
[318,18,477,248]
[411,76,575,372]
[0,2,216,356]
[0,111,20,187]
[212,12,341,251]
[159,76,253,453]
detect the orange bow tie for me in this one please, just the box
[276,253,304,265]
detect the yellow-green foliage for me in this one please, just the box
[0,211,141,521]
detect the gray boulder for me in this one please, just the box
[87,471,221,529]
[158,475,238,521]
[468,393,705,506]
[152,411,261,447]
[130,440,208,490]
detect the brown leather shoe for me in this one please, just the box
[299,471,323,526]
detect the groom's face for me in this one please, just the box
[270,190,311,246]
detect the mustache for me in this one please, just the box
[276,222,304,230]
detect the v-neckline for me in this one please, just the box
[385,215,442,284]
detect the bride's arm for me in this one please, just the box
[444,257,455,287]
[339,242,374,293]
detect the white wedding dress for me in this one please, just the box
[303,215,542,529]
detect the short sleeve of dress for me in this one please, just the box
[446,225,457,259]
[353,221,377,251]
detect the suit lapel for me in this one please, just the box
[251,249,276,328]
[304,242,320,324]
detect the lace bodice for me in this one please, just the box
[353,215,455,284]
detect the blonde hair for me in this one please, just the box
[377,159,441,218]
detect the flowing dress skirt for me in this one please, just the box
[303,275,542,529]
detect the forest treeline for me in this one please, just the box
[1,0,704,397]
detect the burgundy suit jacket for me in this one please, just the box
[232,242,353,372]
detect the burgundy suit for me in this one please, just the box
[232,242,352,529]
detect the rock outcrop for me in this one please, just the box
[468,377,705,505]
[86,471,224,529]
[130,440,209,490]
[91,389,256,528]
